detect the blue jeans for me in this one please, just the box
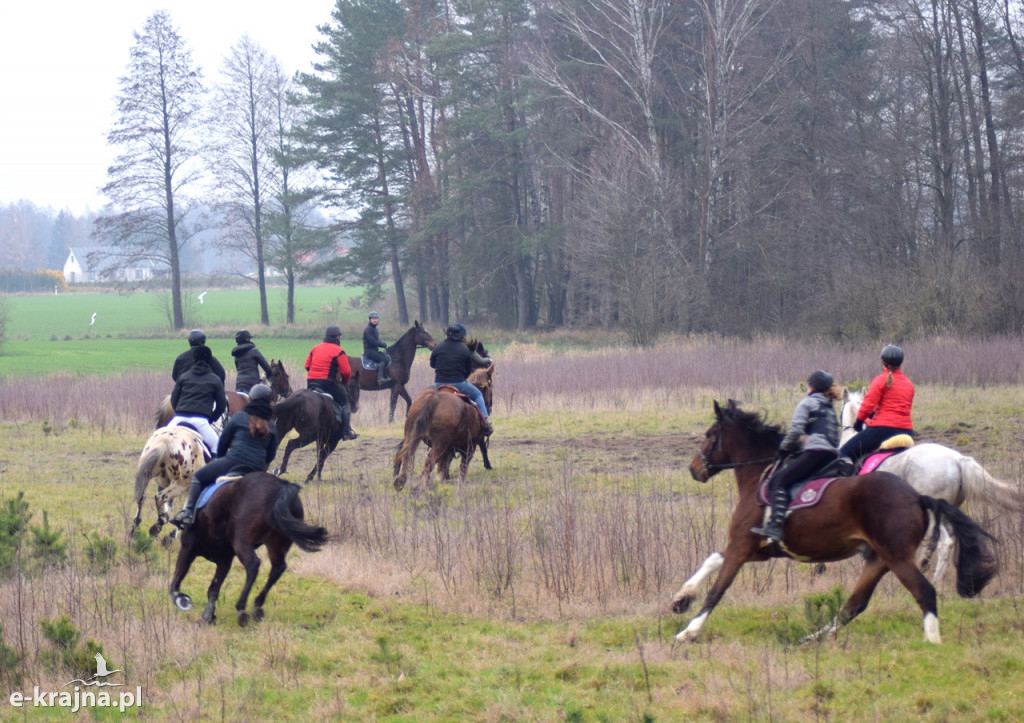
[436,381,488,418]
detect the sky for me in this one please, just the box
[0,0,336,216]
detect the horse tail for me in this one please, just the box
[154,394,174,429]
[957,455,1024,511]
[921,496,999,598]
[267,480,329,553]
[134,443,167,503]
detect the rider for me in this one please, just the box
[305,325,359,441]
[838,344,915,471]
[231,329,272,394]
[430,323,493,436]
[751,370,841,544]
[168,345,228,455]
[171,384,280,529]
[362,311,391,384]
[172,329,226,384]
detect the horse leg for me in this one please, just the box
[930,524,955,582]
[673,551,749,643]
[670,552,724,615]
[276,437,303,476]
[202,557,234,625]
[388,388,400,423]
[480,441,492,471]
[168,538,200,612]
[233,543,261,627]
[251,541,291,622]
[803,555,889,643]
[394,436,421,492]
[886,557,940,643]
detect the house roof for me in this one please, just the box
[66,247,157,273]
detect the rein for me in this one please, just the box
[697,427,776,476]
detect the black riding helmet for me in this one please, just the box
[880,344,904,368]
[249,384,272,401]
[235,329,251,344]
[325,325,341,340]
[807,369,834,393]
[446,324,465,341]
[188,329,206,347]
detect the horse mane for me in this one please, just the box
[722,403,782,446]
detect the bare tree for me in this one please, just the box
[207,36,284,325]
[93,11,205,329]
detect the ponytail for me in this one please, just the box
[249,414,269,438]
[885,369,894,388]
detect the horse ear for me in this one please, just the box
[726,399,738,411]
[415,320,421,327]
[487,363,494,379]
[713,400,724,419]
[843,387,849,401]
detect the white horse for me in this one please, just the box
[841,389,1022,579]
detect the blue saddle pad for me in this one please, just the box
[361,355,379,371]
[197,475,242,509]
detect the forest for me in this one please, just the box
[4,0,1024,345]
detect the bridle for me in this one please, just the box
[695,425,778,477]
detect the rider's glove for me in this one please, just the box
[853,419,865,433]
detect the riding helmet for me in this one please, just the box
[806,369,834,393]
[249,384,272,401]
[325,325,342,339]
[193,345,213,363]
[880,344,904,368]
[188,329,206,347]
[455,322,467,338]
[235,329,252,344]
[368,311,380,319]
[446,324,465,341]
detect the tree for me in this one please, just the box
[208,36,284,325]
[92,11,205,328]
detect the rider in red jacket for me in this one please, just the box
[304,325,358,441]
[839,344,914,468]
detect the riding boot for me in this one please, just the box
[481,417,493,436]
[837,456,855,476]
[377,365,390,385]
[171,477,204,529]
[751,487,789,543]
[341,405,359,441]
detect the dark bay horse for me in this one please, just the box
[273,390,344,483]
[155,359,292,428]
[169,471,328,625]
[671,400,998,644]
[346,321,436,423]
[392,365,494,492]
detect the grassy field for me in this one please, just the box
[2,334,1024,719]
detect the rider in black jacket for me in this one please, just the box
[362,311,391,383]
[231,329,272,393]
[172,329,226,383]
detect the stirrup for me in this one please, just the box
[750,523,782,542]
[170,510,194,529]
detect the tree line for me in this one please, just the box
[11,1,1024,343]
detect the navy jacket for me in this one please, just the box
[171,361,227,420]
[217,409,279,470]
[231,342,271,388]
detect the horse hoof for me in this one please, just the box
[393,477,406,492]
[252,607,264,623]
[812,563,827,575]
[173,593,193,611]
[148,523,162,536]
[237,610,250,627]
[160,535,175,548]
[671,596,693,615]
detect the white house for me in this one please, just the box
[63,247,157,284]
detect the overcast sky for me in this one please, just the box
[0,0,335,216]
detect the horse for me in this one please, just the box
[841,389,1023,579]
[670,400,998,644]
[392,365,494,492]
[155,359,292,428]
[346,321,436,423]
[168,471,328,626]
[272,389,345,483]
[131,426,209,543]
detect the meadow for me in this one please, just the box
[3,294,1024,719]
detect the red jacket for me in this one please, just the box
[859,369,914,429]
[305,341,351,384]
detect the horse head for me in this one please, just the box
[412,320,436,349]
[840,389,862,444]
[269,360,292,400]
[469,364,494,413]
[691,400,780,483]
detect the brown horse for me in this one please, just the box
[272,389,344,483]
[131,426,209,543]
[168,471,328,625]
[346,321,436,423]
[670,400,998,644]
[392,365,494,492]
[155,359,292,428]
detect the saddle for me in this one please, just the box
[757,475,840,511]
[196,474,244,509]
[854,435,915,474]
[437,385,487,422]
[361,355,390,371]
[310,390,344,425]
